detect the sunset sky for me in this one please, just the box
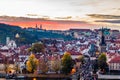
[0,0,120,30]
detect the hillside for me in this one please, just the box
[0,23,38,44]
[0,23,74,45]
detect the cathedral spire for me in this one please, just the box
[35,24,38,29]
[40,24,42,29]
[100,28,106,46]
[100,28,106,53]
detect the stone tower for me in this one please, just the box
[6,37,10,45]
[100,28,106,53]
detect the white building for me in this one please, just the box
[109,56,120,71]
[6,37,17,49]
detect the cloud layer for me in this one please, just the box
[87,14,120,19]
[0,15,89,23]
[95,20,120,24]
[0,15,91,30]
[0,14,120,30]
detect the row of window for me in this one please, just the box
[110,63,120,70]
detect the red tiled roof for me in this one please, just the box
[67,50,82,55]
[107,53,116,57]
[109,56,120,63]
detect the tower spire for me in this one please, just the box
[36,24,38,29]
[40,24,42,29]
[100,27,106,53]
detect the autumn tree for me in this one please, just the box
[98,53,109,73]
[28,42,45,54]
[14,63,20,74]
[39,59,48,74]
[26,54,39,73]
[51,59,61,74]
[4,64,8,74]
[98,53,107,62]
[61,52,73,74]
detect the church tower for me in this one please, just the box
[35,24,38,29]
[6,37,10,45]
[40,24,42,30]
[100,28,106,53]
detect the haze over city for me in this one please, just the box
[0,0,120,30]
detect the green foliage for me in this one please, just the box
[0,23,37,44]
[0,23,74,44]
[93,59,99,73]
[98,53,107,62]
[51,59,61,73]
[61,52,73,74]
[98,53,108,73]
[29,42,45,53]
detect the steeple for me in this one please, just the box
[99,27,106,53]
[100,28,106,46]
[40,24,42,29]
[35,24,38,29]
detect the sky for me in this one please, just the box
[0,0,120,30]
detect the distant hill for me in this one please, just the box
[0,23,74,45]
[0,23,38,44]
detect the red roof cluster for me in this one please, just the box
[109,46,120,50]
[109,56,120,63]
[67,50,82,55]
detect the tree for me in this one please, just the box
[98,53,107,62]
[29,42,45,54]
[61,52,73,74]
[4,64,8,74]
[77,55,84,64]
[14,63,20,74]
[39,59,48,74]
[51,59,61,74]
[98,53,108,73]
[26,54,39,73]
[93,59,98,73]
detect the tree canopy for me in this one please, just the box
[39,59,48,74]
[61,52,73,74]
[26,54,39,73]
[0,23,74,44]
[98,53,107,62]
[51,58,61,73]
[29,42,45,54]
[98,53,108,73]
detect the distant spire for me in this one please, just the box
[40,24,42,29]
[36,24,38,29]
[100,28,106,46]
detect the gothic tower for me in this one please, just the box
[100,28,106,53]
[40,24,42,29]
